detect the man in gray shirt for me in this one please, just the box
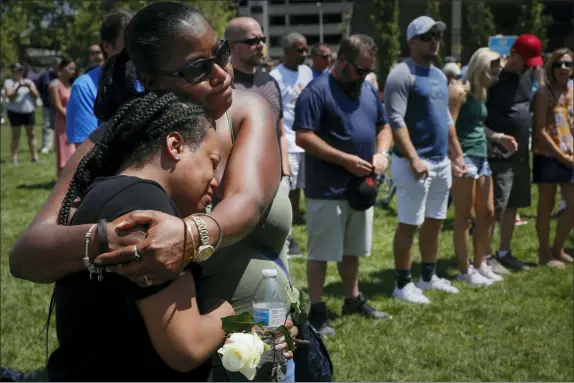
[384,16,466,304]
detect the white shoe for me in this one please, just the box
[458,265,494,286]
[392,282,430,304]
[40,147,50,154]
[478,262,503,282]
[417,275,460,294]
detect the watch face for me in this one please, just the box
[196,245,215,262]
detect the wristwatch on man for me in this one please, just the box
[191,216,215,262]
[379,150,391,158]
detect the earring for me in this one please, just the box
[175,155,180,160]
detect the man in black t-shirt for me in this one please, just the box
[225,18,304,260]
[485,34,542,272]
[225,17,289,176]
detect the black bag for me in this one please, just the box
[293,322,334,382]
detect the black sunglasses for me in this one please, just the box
[234,36,266,46]
[296,47,308,54]
[552,61,573,69]
[352,62,374,76]
[163,40,230,84]
[417,31,442,42]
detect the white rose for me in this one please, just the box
[218,332,268,381]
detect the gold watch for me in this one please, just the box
[191,216,215,262]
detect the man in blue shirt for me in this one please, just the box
[294,34,393,337]
[384,16,467,304]
[310,43,332,79]
[66,9,133,148]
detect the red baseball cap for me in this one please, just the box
[512,34,543,67]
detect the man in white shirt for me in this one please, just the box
[270,32,314,258]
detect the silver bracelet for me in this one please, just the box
[192,213,222,250]
[84,224,103,281]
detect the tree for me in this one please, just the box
[2,0,236,71]
[371,0,401,80]
[464,0,495,57]
[425,0,446,67]
[516,0,551,49]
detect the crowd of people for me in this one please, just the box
[2,0,573,381]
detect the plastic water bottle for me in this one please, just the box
[252,269,289,380]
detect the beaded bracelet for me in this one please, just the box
[84,223,104,281]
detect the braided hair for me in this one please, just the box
[58,92,214,226]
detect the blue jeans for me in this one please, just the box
[281,359,296,382]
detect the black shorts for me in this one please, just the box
[532,154,573,184]
[7,110,35,127]
[490,155,532,214]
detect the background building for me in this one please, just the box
[237,0,353,58]
[237,0,573,64]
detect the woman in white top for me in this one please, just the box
[3,63,40,164]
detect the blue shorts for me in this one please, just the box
[455,155,492,179]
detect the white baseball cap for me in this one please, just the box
[406,16,446,41]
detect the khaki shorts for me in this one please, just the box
[306,198,373,262]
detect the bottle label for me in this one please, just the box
[253,307,286,328]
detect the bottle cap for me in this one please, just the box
[262,269,277,278]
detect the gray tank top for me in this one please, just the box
[197,110,293,308]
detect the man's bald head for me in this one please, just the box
[225,17,262,41]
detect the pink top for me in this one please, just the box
[49,79,71,134]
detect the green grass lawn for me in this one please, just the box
[1,118,573,381]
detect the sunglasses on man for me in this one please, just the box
[233,36,266,46]
[296,47,308,54]
[352,62,374,76]
[162,40,230,84]
[552,61,574,69]
[416,31,442,42]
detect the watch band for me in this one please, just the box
[379,150,391,158]
[192,216,211,247]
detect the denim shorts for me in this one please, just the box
[455,155,492,179]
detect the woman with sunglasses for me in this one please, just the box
[10,2,296,379]
[532,47,574,268]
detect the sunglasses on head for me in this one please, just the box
[552,61,573,69]
[163,40,230,84]
[234,36,266,46]
[417,31,442,42]
[352,62,374,76]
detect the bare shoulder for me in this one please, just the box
[229,89,272,129]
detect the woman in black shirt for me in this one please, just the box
[47,92,232,381]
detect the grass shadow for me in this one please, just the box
[320,257,458,300]
[16,181,56,190]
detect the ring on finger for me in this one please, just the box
[133,245,142,261]
[144,274,152,286]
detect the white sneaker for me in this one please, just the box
[40,147,50,154]
[417,275,460,293]
[392,282,430,304]
[458,265,494,286]
[478,262,503,282]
